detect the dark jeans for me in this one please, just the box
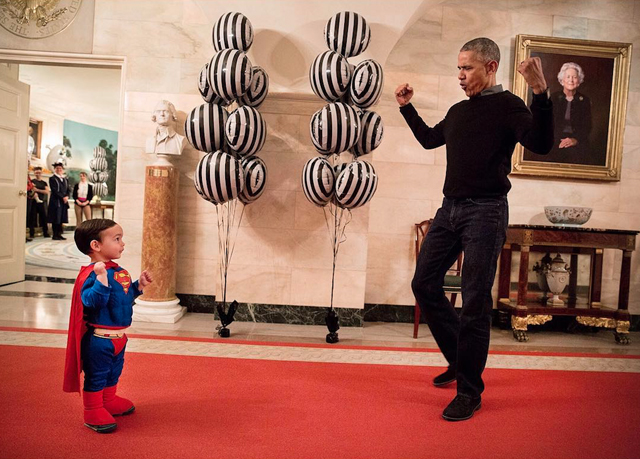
[412,196,508,398]
[28,202,49,237]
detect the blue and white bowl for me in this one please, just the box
[544,206,592,226]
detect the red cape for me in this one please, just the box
[63,262,117,393]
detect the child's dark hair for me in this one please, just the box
[33,166,42,172]
[74,219,118,255]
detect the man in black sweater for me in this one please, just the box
[396,37,553,421]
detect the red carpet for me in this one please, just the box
[1,344,639,459]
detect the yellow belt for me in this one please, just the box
[93,327,128,338]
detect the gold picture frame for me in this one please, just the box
[512,34,632,181]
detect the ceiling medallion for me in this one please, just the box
[0,0,82,39]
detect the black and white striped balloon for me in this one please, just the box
[239,156,267,204]
[335,160,378,209]
[309,50,352,102]
[89,157,108,171]
[350,110,384,157]
[324,11,371,58]
[93,146,106,158]
[349,59,384,109]
[310,102,361,155]
[212,12,253,52]
[334,162,349,178]
[194,151,245,205]
[209,49,253,102]
[89,171,101,183]
[238,66,269,108]
[302,156,335,207]
[94,182,109,198]
[185,103,228,153]
[225,105,266,158]
[198,63,228,105]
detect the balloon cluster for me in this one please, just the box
[303,11,383,211]
[188,11,269,206]
[89,146,109,199]
[186,12,269,337]
[303,12,384,344]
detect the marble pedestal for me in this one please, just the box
[133,164,186,323]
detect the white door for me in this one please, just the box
[0,72,30,285]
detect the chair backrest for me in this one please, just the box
[415,219,462,276]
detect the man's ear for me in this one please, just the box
[90,240,101,253]
[485,60,498,76]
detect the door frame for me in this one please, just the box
[0,49,126,264]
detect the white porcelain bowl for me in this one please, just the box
[544,206,592,226]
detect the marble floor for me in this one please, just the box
[1,261,639,372]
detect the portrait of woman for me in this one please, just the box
[521,48,615,170]
[549,62,592,164]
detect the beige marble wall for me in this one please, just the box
[10,0,638,313]
[372,0,640,313]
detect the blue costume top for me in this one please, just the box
[81,265,142,328]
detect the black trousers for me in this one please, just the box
[52,223,64,238]
[412,196,508,398]
[28,202,49,237]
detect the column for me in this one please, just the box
[133,164,186,323]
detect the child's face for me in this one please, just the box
[93,224,125,260]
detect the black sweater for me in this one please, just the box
[400,90,553,198]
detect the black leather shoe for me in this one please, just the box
[433,366,456,387]
[442,394,481,422]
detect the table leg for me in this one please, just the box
[517,246,530,307]
[498,244,512,304]
[590,249,603,308]
[568,252,578,307]
[614,251,633,345]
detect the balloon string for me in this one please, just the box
[215,205,226,307]
[228,200,245,266]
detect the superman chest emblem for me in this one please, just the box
[113,270,132,294]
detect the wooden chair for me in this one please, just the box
[413,219,463,339]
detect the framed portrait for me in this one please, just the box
[511,35,632,181]
[28,118,42,159]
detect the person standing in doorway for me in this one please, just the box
[395,37,554,421]
[29,166,50,239]
[73,171,94,224]
[48,162,70,240]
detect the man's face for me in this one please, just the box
[154,104,172,126]
[457,51,494,97]
[54,165,63,175]
[34,170,42,179]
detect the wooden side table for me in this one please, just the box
[497,224,638,344]
[90,202,115,219]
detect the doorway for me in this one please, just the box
[0,50,125,284]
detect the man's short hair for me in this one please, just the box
[460,37,501,65]
[33,166,42,172]
[74,219,118,255]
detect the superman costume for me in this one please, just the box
[63,262,142,433]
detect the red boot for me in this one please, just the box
[103,384,135,416]
[83,390,117,433]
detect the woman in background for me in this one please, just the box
[73,171,94,224]
[550,62,592,164]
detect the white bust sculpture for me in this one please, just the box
[145,100,185,165]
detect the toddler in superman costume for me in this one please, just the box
[63,219,153,433]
